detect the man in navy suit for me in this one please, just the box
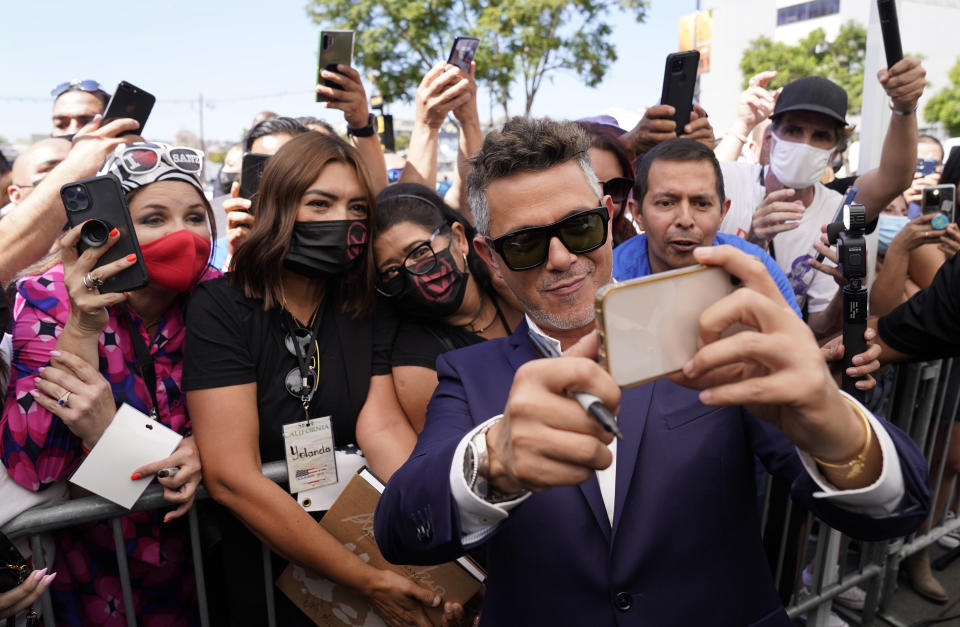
[374,118,929,626]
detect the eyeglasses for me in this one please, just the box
[602,177,634,207]
[487,206,609,271]
[376,224,447,297]
[283,328,319,398]
[117,144,204,176]
[50,79,103,99]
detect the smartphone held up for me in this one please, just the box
[660,51,699,134]
[316,30,355,103]
[448,37,479,72]
[61,175,149,293]
[102,81,155,135]
[595,265,740,387]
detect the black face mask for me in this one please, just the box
[284,220,368,278]
[393,246,469,318]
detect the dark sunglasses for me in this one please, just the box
[487,206,609,271]
[602,177,634,205]
[283,328,318,398]
[50,79,103,99]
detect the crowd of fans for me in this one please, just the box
[0,45,957,627]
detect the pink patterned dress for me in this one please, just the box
[1,263,219,626]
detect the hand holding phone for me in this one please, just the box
[61,176,149,293]
[922,184,956,229]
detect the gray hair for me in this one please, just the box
[467,117,601,235]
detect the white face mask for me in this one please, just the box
[769,131,835,189]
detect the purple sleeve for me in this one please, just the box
[1,268,84,491]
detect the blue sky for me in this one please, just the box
[1,1,697,145]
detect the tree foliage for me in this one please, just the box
[306,0,648,117]
[740,21,866,114]
[924,57,960,136]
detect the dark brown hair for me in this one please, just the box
[230,132,377,317]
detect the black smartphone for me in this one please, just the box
[101,81,155,135]
[61,175,149,293]
[660,51,700,135]
[316,30,355,103]
[448,36,479,73]
[921,184,956,229]
[239,152,270,211]
[877,0,903,69]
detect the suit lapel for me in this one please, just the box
[610,381,654,541]
[507,320,612,540]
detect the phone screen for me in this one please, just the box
[922,184,956,228]
[448,37,479,72]
[240,153,270,208]
[596,265,739,387]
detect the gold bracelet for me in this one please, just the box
[812,399,872,480]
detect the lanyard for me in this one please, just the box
[284,303,325,424]
[119,305,160,419]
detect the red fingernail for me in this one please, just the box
[109,228,119,237]
[126,254,137,262]
[163,515,172,523]
[130,472,141,480]
[123,292,130,298]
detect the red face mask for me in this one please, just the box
[138,230,212,293]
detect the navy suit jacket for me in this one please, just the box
[375,320,930,626]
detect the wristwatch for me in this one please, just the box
[347,113,377,138]
[463,422,526,503]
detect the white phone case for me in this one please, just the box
[596,265,738,387]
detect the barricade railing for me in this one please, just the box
[2,359,957,626]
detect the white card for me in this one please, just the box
[70,403,183,509]
[297,449,367,512]
[283,416,337,494]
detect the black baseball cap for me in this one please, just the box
[772,76,848,126]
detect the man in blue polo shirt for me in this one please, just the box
[613,138,802,317]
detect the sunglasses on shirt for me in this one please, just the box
[487,206,609,272]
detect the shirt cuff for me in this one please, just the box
[449,416,530,546]
[796,391,904,516]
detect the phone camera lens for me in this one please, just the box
[80,219,112,248]
[63,185,89,212]
[672,59,684,72]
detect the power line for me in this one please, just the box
[0,90,315,106]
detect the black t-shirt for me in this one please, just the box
[878,253,960,360]
[391,318,485,370]
[182,276,396,462]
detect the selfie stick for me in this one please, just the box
[840,283,868,401]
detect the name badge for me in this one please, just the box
[283,416,337,494]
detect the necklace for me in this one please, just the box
[463,293,499,335]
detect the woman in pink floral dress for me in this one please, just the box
[1,142,218,626]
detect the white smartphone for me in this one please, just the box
[595,265,740,387]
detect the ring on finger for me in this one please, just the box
[57,391,71,407]
[82,272,104,290]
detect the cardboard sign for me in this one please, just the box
[277,468,484,627]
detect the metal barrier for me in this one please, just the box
[2,360,958,626]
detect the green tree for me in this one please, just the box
[925,57,960,136]
[306,0,648,118]
[740,20,866,114]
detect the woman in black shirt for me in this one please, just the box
[183,133,435,626]
[372,184,522,431]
